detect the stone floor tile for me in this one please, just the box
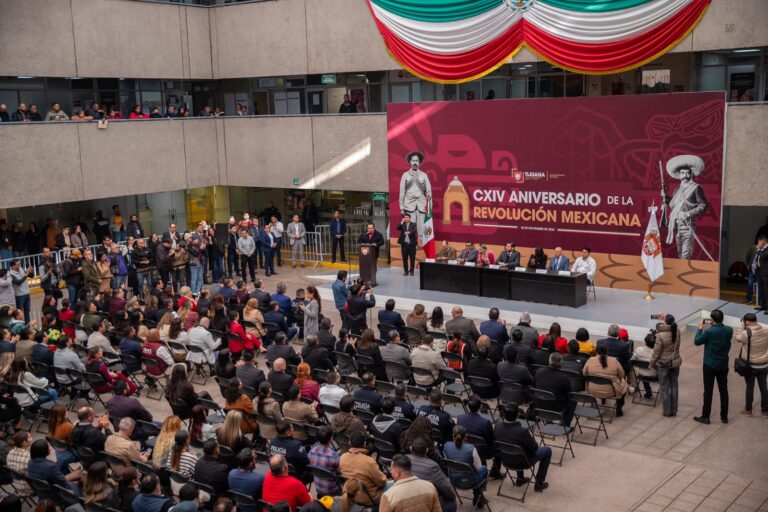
[677,492,707,505]
[635,502,666,512]
[667,500,699,512]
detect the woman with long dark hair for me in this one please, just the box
[527,247,548,269]
[429,306,445,332]
[223,377,257,434]
[189,404,217,443]
[117,466,140,512]
[214,349,236,379]
[86,347,138,395]
[165,364,212,410]
[650,313,682,417]
[83,461,117,506]
[166,431,198,478]
[583,344,627,417]
[356,328,386,380]
[227,309,258,358]
[301,285,321,338]
[254,380,283,440]
[538,322,568,354]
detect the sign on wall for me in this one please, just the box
[387,93,726,296]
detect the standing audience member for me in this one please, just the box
[650,314,682,417]
[735,313,768,417]
[693,309,733,424]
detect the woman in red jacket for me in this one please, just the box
[538,322,569,354]
[129,104,147,119]
[227,309,259,358]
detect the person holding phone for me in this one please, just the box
[649,313,682,417]
[734,313,768,417]
[693,309,732,424]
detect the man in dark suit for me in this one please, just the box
[497,243,521,267]
[357,223,385,259]
[27,440,80,503]
[467,347,500,398]
[497,345,534,402]
[596,324,632,373]
[494,403,552,492]
[533,352,576,426]
[316,318,337,360]
[546,246,570,272]
[264,301,298,341]
[397,213,418,276]
[458,395,500,478]
[755,236,768,313]
[378,298,406,339]
[250,279,272,309]
[509,329,533,366]
[330,210,347,263]
[267,358,296,397]
[266,333,301,366]
[446,306,480,343]
[480,307,509,343]
[346,284,376,334]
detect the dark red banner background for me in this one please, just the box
[387,93,725,261]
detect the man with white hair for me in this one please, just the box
[187,316,221,366]
[105,417,148,474]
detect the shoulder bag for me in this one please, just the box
[734,328,752,377]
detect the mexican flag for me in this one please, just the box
[641,205,664,283]
[423,196,435,258]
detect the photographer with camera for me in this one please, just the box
[649,313,682,417]
[693,309,732,424]
[735,313,768,417]
[346,283,375,335]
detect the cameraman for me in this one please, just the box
[735,313,768,417]
[693,309,732,424]
[346,283,375,335]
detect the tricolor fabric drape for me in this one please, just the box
[367,0,711,83]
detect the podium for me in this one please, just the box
[359,243,378,286]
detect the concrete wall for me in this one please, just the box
[3,0,765,80]
[723,104,768,206]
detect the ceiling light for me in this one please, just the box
[733,48,759,53]
[17,76,35,79]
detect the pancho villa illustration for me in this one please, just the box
[661,154,711,261]
[398,151,432,241]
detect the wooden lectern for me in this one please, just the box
[358,243,378,286]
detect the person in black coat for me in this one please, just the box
[533,352,576,426]
[357,223,385,259]
[562,340,589,372]
[494,403,552,492]
[353,373,383,415]
[300,335,334,377]
[509,328,533,366]
[316,318,337,362]
[193,439,232,495]
[396,214,418,276]
[457,395,500,478]
[346,285,375,335]
[497,345,534,403]
[368,397,403,452]
[267,332,301,366]
[377,299,406,340]
[467,347,500,399]
[596,324,632,373]
[267,358,295,398]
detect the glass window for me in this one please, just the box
[98,78,119,89]
[459,81,481,101]
[47,78,70,90]
[141,79,162,91]
[565,74,585,97]
[695,67,726,91]
[119,79,136,91]
[419,81,436,102]
[728,64,756,102]
[71,78,94,90]
[483,78,507,99]
[510,78,527,98]
[390,83,410,103]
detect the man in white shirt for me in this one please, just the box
[318,371,348,410]
[87,320,113,352]
[188,317,221,365]
[270,215,285,267]
[571,247,597,284]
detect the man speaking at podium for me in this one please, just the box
[358,223,385,258]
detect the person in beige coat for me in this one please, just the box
[339,431,388,506]
[410,335,446,386]
[243,298,268,338]
[254,381,284,440]
[584,344,627,416]
[734,313,768,416]
[649,316,682,417]
[281,385,319,440]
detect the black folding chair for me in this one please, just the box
[306,465,345,497]
[536,409,575,466]
[371,437,397,460]
[403,326,423,347]
[631,360,660,407]
[384,361,412,383]
[585,375,619,421]
[496,441,537,503]
[570,392,609,446]
[443,458,491,512]
[440,367,469,396]
[141,358,167,400]
[186,345,211,385]
[335,351,358,377]
[198,397,226,424]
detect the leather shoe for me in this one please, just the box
[693,416,710,425]
[534,482,549,492]
[515,477,530,487]
[721,417,729,424]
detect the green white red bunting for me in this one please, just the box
[367,0,711,82]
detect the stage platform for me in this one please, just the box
[311,267,746,340]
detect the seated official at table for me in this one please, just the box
[436,240,457,261]
[457,242,478,264]
[497,243,521,267]
[571,247,596,284]
[527,247,547,269]
[547,247,570,272]
[475,244,495,266]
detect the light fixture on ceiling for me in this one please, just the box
[733,48,759,53]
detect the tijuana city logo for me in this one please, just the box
[512,168,548,183]
[504,0,536,13]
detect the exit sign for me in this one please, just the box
[292,178,300,186]
[372,192,387,201]
[321,74,337,84]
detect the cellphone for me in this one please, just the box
[650,314,663,320]
[703,319,713,325]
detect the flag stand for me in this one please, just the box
[644,282,655,300]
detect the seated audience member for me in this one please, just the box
[411,334,447,387]
[407,437,457,512]
[381,330,412,382]
[166,363,213,411]
[119,326,144,374]
[417,389,455,442]
[357,329,386,380]
[584,344,628,416]
[575,327,595,355]
[227,310,259,358]
[307,426,341,497]
[223,377,259,434]
[300,335,334,378]
[228,448,264,507]
[467,346,500,398]
[392,383,416,420]
[458,395,500,478]
[254,381,284,440]
[215,350,237,379]
[353,372,383,415]
[269,420,310,477]
[480,307,509,344]
[405,304,429,342]
[264,301,299,341]
[131,474,175,512]
[497,345,534,403]
[105,418,149,474]
[443,425,488,507]
[531,335,556,367]
[262,455,312,512]
[316,318,337,358]
[82,460,117,507]
[218,411,252,453]
[368,397,403,452]
[174,484,203,512]
[294,362,321,402]
[380,454,441,512]
[282,385,320,440]
[445,306,480,343]
[632,332,658,399]
[268,357,296,398]
[494,403,552,492]
[236,350,266,396]
[27,439,81,502]
[378,299,406,339]
[87,346,138,395]
[69,406,112,465]
[187,316,221,367]
[597,324,632,374]
[445,333,470,372]
[332,395,367,437]
[562,340,589,372]
[534,352,576,426]
[318,371,347,409]
[339,431,387,506]
[514,312,539,347]
[476,334,502,364]
[193,439,231,497]
[106,380,153,440]
[267,333,301,366]
[538,322,568,354]
[166,431,199,479]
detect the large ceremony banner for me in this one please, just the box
[388,92,726,297]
